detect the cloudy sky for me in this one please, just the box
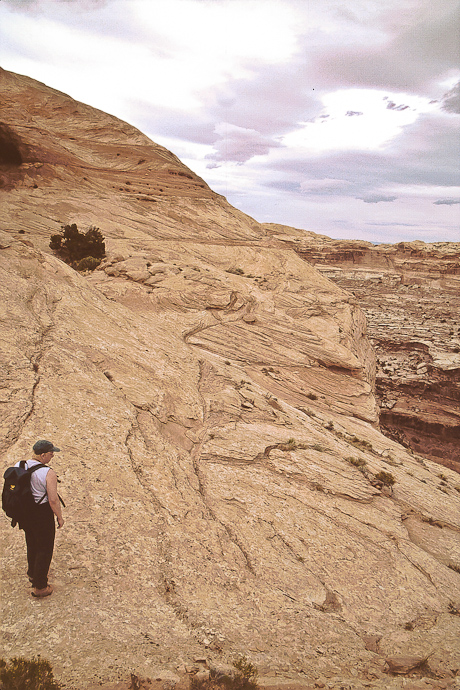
[1,0,459,243]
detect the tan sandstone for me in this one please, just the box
[0,69,459,690]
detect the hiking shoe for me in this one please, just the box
[32,585,53,598]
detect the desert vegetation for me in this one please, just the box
[346,456,367,472]
[190,657,258,690]
[374,470,396,486]
[0,657,61,690]
[348,435,373,452]
[49,223,105,270]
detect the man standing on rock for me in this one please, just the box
[16,440,64,598]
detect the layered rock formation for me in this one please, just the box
[265,225,460,472]
[1,69,460,690]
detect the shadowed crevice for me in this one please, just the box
[0,123,23,166]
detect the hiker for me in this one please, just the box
[16,440,65,598]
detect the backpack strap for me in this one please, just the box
[20,461,47,473]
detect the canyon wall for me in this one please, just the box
[265,225,459,472]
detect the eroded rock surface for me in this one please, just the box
[263,225,460,472]
[1,69,460,690]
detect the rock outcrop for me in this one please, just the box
[264,225,460,472]
[1,69,460,690]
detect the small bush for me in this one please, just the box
[349,436,373,452]
[346,456,367,471]
[190,656,258,690]
[75,256,101,272]
[226,267,245,275]
[375,471,396,486]
[306,392,318,400]
[50,223,105,265]
[233,656,258,687]
[382,454,398,466]
[0,657,61,690]
[448,602,460,616]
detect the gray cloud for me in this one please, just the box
[156,0,460,174]
[360,194,398,204]
[130,101,217,146]
[258,109,459,212]
[300,178,352,195]
[200,61,323,138]
[433,198,460,205]
[137,56,323,163]
[132,102,287,165]
[205,123,283,166]
[313,0,460,94]
[366,222,418,227]
[1,0,173,54]
[393,114,460,188]
[386,101,410,111]
[2,0,108,11]
[442,82,460,114]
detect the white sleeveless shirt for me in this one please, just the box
[15,459,50,504]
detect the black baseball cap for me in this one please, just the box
[33,440,61,454]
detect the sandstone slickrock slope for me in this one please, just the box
[1,69,460,690]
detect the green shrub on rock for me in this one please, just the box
[49,223,105,266]
[0,657,61,690]
[75,256,101,272]
[346,456,367,472]
[233,655,258,688]
[375,470,396,486]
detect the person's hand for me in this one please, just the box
[57,517,64,529]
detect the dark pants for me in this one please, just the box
[23,502,55,589]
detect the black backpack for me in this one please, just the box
[2,461,47,528]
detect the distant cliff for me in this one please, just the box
[263,223,460,471]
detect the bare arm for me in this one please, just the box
[46,469,64,528]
